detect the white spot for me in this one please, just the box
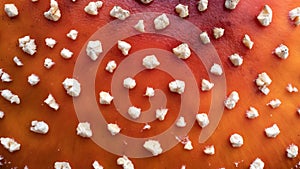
[66,29,78,40]
[213,27,225,39]
[229,133,244,147]
[84,1,103,15]
[257,5,272,26]
[224,91,239,110]
[198,0,208,12]
[107,123,121,136]
[27,74,40,86]
[4,4,18,18]
[76,122,93,138]
[128,106,141,119]
[18,36,37,55]
[30,120,49,134]
[274,44,289,59]
[118,40,131,56]
[62,78,81,97]
[60,48,73,59]
[210,63,223,76]
[199,31,210,44]
[265,124,280,138]
[105,60,117,73]
[229,53,243,66]
[246,107,259,119]
[44,58,55,69]
[123,77,136,89]
[154,13,170,30]
[204,145,215,155]
[142,55,160,69]
[175,4,189,18]
[134,20,145,32]
[242,34,254,49]
[155,108,168,121]
[110,6,130,20]
[86,40,103,61]
[44,94,59,110]
[172,43,191,60]
[266,99,281,109]
[169,80,185,94]
[99,91,114,104]
[0,137,20,153]
[45,38,57,48]
[44,0,61,21]
[143,140,163,156]
[13,56,23,66]
[196,113,210,128]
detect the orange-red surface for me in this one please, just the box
[0,0,299,168]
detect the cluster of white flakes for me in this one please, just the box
[1,89,20,104]
[229,133,244,147]
[155,108,168,121]
[13,56,23,66]
[173,43,191,60]
[44,0,61,22]
[0,111,4,119]
[154,13,170,30]
[30,120,49,134]
[60,48,73,59]
[107,123,121,136]
[44,94,59,110]
[54,162,72,169]
[265,124,280,138]
[184,140,193,150]
[0,69,12,82]
[176,116,187,128]
[213,27,225,39]
[257,5,273,26]
[169,80,185,94]
[175,4,189,18]
[118,40,132,56]
[210,63,223,76]
[286,144,298,159]
[0,137,21,152]
[84,1,103,16]
[242,34,254,49]
[4,4,18,18]
[142,55,160,69]
[76,122,93,138]
[246,106,259,119]
[229,53,243,66]
[143,139,163,156]
[86,40,103,61]
[18,36,37,55]
[99,91,114,104]
[62,78,81,97]
[27,74,40,86]
[66,29,78,40]
[274,44,289,59]
[201,79,214,91]
[267,98,281,109]
[224,91,239,110]
[134,20,145,33]
[92,161,104,169]
[45,38,57,48]
[128,106,141,119]
[250,158,264,169]
[286,83,298,93]
[144,87,155,97]
[110,6,130,20]
[198,0,208,12]
[196,113,209,128]
[44,58,55,69]
[105,60,117,73]
[225,0,240,10]
[117,155,134,169]
[255,72,272,95]
[199,31,210,44]
[123,77,136,89]
[203,145,215,155]
[289,7,300,26]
